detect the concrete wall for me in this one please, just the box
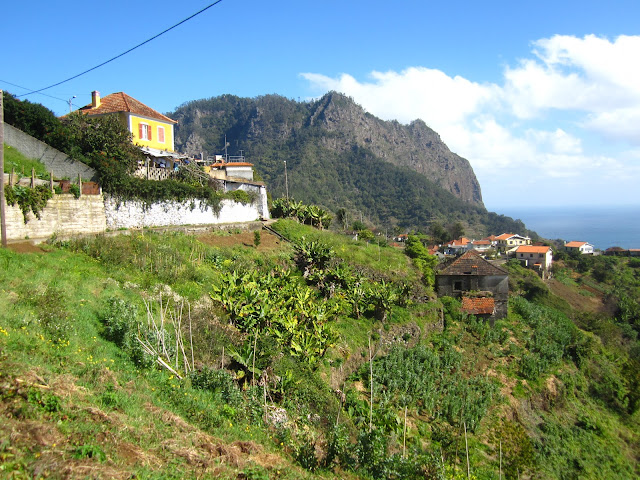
[5,194,107,241]
[103,196,264,230]
[4,123,97,181]
[224,182,270,220]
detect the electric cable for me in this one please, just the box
[17,0,224,98]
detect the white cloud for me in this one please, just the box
[301,34,640,206]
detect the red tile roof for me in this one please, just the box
[78,92,177,124]
[472,240,491,245]
[210,162,254,168]
[461,297,495,315]
[565,241,587,248]
[516,245,551,254]
[495,233,515,240]
[449,237,470,246]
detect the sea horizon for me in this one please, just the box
[495,204,640,251]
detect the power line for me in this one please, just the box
[0,79,73,105]
[17,0,224,98]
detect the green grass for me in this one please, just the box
[271,218,418,284]
[2,143,50,178]
[1,230,639,479]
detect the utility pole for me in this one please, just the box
[284,160,289,199]
[0,90,7,248]
[68,95,76,114]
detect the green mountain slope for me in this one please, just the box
[1,227,638,479]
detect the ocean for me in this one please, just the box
[496,205,640,251]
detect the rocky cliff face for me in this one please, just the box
[306,92,482,205]
[172,92,483,207]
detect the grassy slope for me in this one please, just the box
[3,143,50,178]
[0,225,638,479]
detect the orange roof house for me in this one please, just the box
[77,91,178,154]
[494,233,531,251]
[515,245,553,275]
[564,241,594,254]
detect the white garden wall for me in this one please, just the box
[103,196,263,230]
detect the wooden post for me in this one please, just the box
[10,167,15,186]
[0,89,6,248]
[402,404,407,458]
[31,168,35,188]
[464,421,470,479]
[50,171,54,193]
[78,173,82,197]
[369,336,373,432]
[499,440,502,480]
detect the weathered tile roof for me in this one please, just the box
[437,250,507,276]
[78,92,177,124]
[461,297,495,315]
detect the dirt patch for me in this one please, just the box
[6,241,49,253]
[197,229,284,251]
[547,278,606,313]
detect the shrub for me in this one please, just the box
[189,367,243,407]
[101,297,137,347]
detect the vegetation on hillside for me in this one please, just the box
[2,91,248,211]
[1,222,638,479]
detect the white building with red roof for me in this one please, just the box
[516,245,553,276]
[564,241,594,254]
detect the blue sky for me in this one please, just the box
[3,0,640,211]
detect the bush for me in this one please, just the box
[189,367,243,407]
[101,297,137,347]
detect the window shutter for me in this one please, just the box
[148,125,152,141]
[158,126,164,143]
[138,124,143,139]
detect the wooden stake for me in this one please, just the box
[499,440,502,480]
[0,90,6,248]
[403,404,408,458]
[252,330,258,386]
[464,421,470,479]
[189,302,194,371]
[369,336,374,432]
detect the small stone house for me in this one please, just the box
[436,250,509,321]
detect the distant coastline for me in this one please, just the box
[496,205,640,251]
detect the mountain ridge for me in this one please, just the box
[170,92,517,235]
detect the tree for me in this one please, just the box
[447,221,465,240]
[429,221,449,244]
[2,91,60,140]
[336,208,348,231]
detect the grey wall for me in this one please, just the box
[4,123,97,181]
[436,274,509,319]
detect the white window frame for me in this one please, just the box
[140,123,151,141]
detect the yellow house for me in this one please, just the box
[78,91,178,153]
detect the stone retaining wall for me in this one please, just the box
[5,194,107,241]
